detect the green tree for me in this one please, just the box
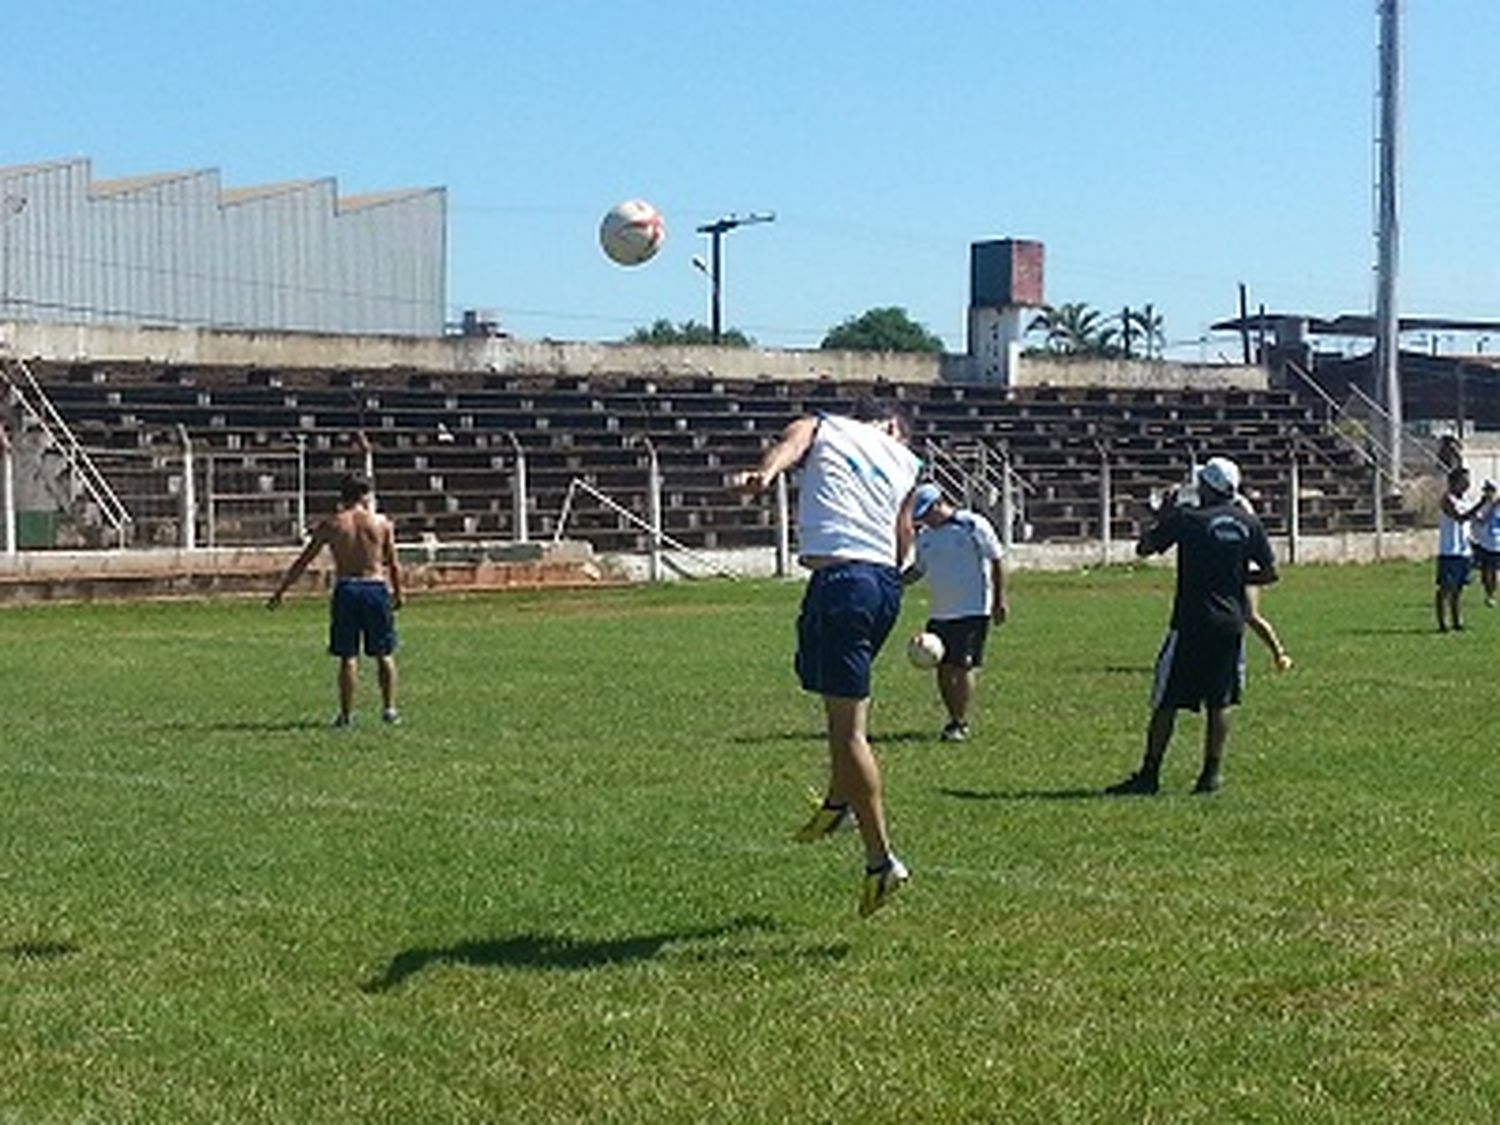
[820,307,945,354]
[626,319,753,347]
[1125,305,1166,360]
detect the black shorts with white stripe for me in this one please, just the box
[1151,628,1244,711]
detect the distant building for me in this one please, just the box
[0,158,445,337]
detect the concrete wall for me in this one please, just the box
[1,320,948,384]
[605,529,1435,581]
[1008,356,1268,392]
[2,320,1267,391]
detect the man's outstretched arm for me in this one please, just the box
[728,416,817,495]
[267,527,327,607]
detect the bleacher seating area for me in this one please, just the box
[24,360,1395,552]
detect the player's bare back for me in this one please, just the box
[323,507,393,580]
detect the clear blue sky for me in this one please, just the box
[4,1,1496,358]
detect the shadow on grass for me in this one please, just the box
[728,729,934,746]
[940,786,1104,802]
[362,915,844,992]
[1339,626,1439,636]
[5,941,80,961]
[1100,665,1153,675]
[728,730,822,745]
[872,730,939,745]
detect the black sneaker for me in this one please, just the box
[1191,772,1222,795]
[1103,771,1160,796]
[940,720,969,743]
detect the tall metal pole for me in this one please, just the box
[645,438,663,582]
[295,434,307,539]
[1288,444,1301,565]
[694,212,775,345]
[1098,445,1113,566]
[709,229,724,343]
[774,472,790,578]
[1,425,15,557]
[507,433,530,543]
[177,425,196,551]
[1374,0,1403,477]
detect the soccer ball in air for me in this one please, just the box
[906,632,945,670]
[599,200,665,266]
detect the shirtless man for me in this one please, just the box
[268,473,403,726]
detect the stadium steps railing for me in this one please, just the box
[2,357,133,547]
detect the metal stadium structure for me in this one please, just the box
[0,158,445,337]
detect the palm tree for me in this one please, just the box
[1028,302,1117,357]
[1127,305,1166,360]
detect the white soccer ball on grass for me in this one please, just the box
[906,631,944,670]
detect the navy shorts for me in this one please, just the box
[329,579,397,658]
[926,615,991,669]
[1436,555,1472,589]
[1473,543,1500,569]
[795,561,902,699]
[1151,628,1243,712]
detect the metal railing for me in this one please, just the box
[2,356,132,545]
[923,437,1035,549]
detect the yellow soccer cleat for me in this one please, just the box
[859,856,910,918]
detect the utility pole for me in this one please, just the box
[1238,283,1251,364]
[1374,0,1403,477]
[693,212,774,343]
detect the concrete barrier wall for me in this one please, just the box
[0,541,611,604]
[3,320,1267,391]
[0,528,1440,603]
[2,320,946,385]
[1010,356,1267,391]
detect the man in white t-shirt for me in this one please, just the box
[1467,478,1500,608]
[731,398,923,917]
[903,485,1008,741]
[1436,467,1488,632]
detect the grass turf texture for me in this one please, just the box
[1,561,1496,1123]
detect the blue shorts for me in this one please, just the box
[795,561,902,700]
[329,579,397,658]
[1436,555,1472,590]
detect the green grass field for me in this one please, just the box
[2,562,1496,1123]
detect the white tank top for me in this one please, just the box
[796,414,922,566]
[1439,492,1473,556]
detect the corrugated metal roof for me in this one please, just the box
[339,187,443,212]
[0,157,88,178]
[219,179,329,205]
[0,157,446,336]
[91,170,212,195]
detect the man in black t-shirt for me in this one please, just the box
[1106,456,1279,795]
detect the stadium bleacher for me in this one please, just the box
[20,359,1406,551]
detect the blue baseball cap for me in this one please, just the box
[912,483,943,520]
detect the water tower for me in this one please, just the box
[966,238,1044,384]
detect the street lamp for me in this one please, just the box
[693,211,774,344]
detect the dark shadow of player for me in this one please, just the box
[4,941,80,961]
[940,786,1104,802]
[361,914,843,993]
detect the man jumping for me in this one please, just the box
[731,398,922,916]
